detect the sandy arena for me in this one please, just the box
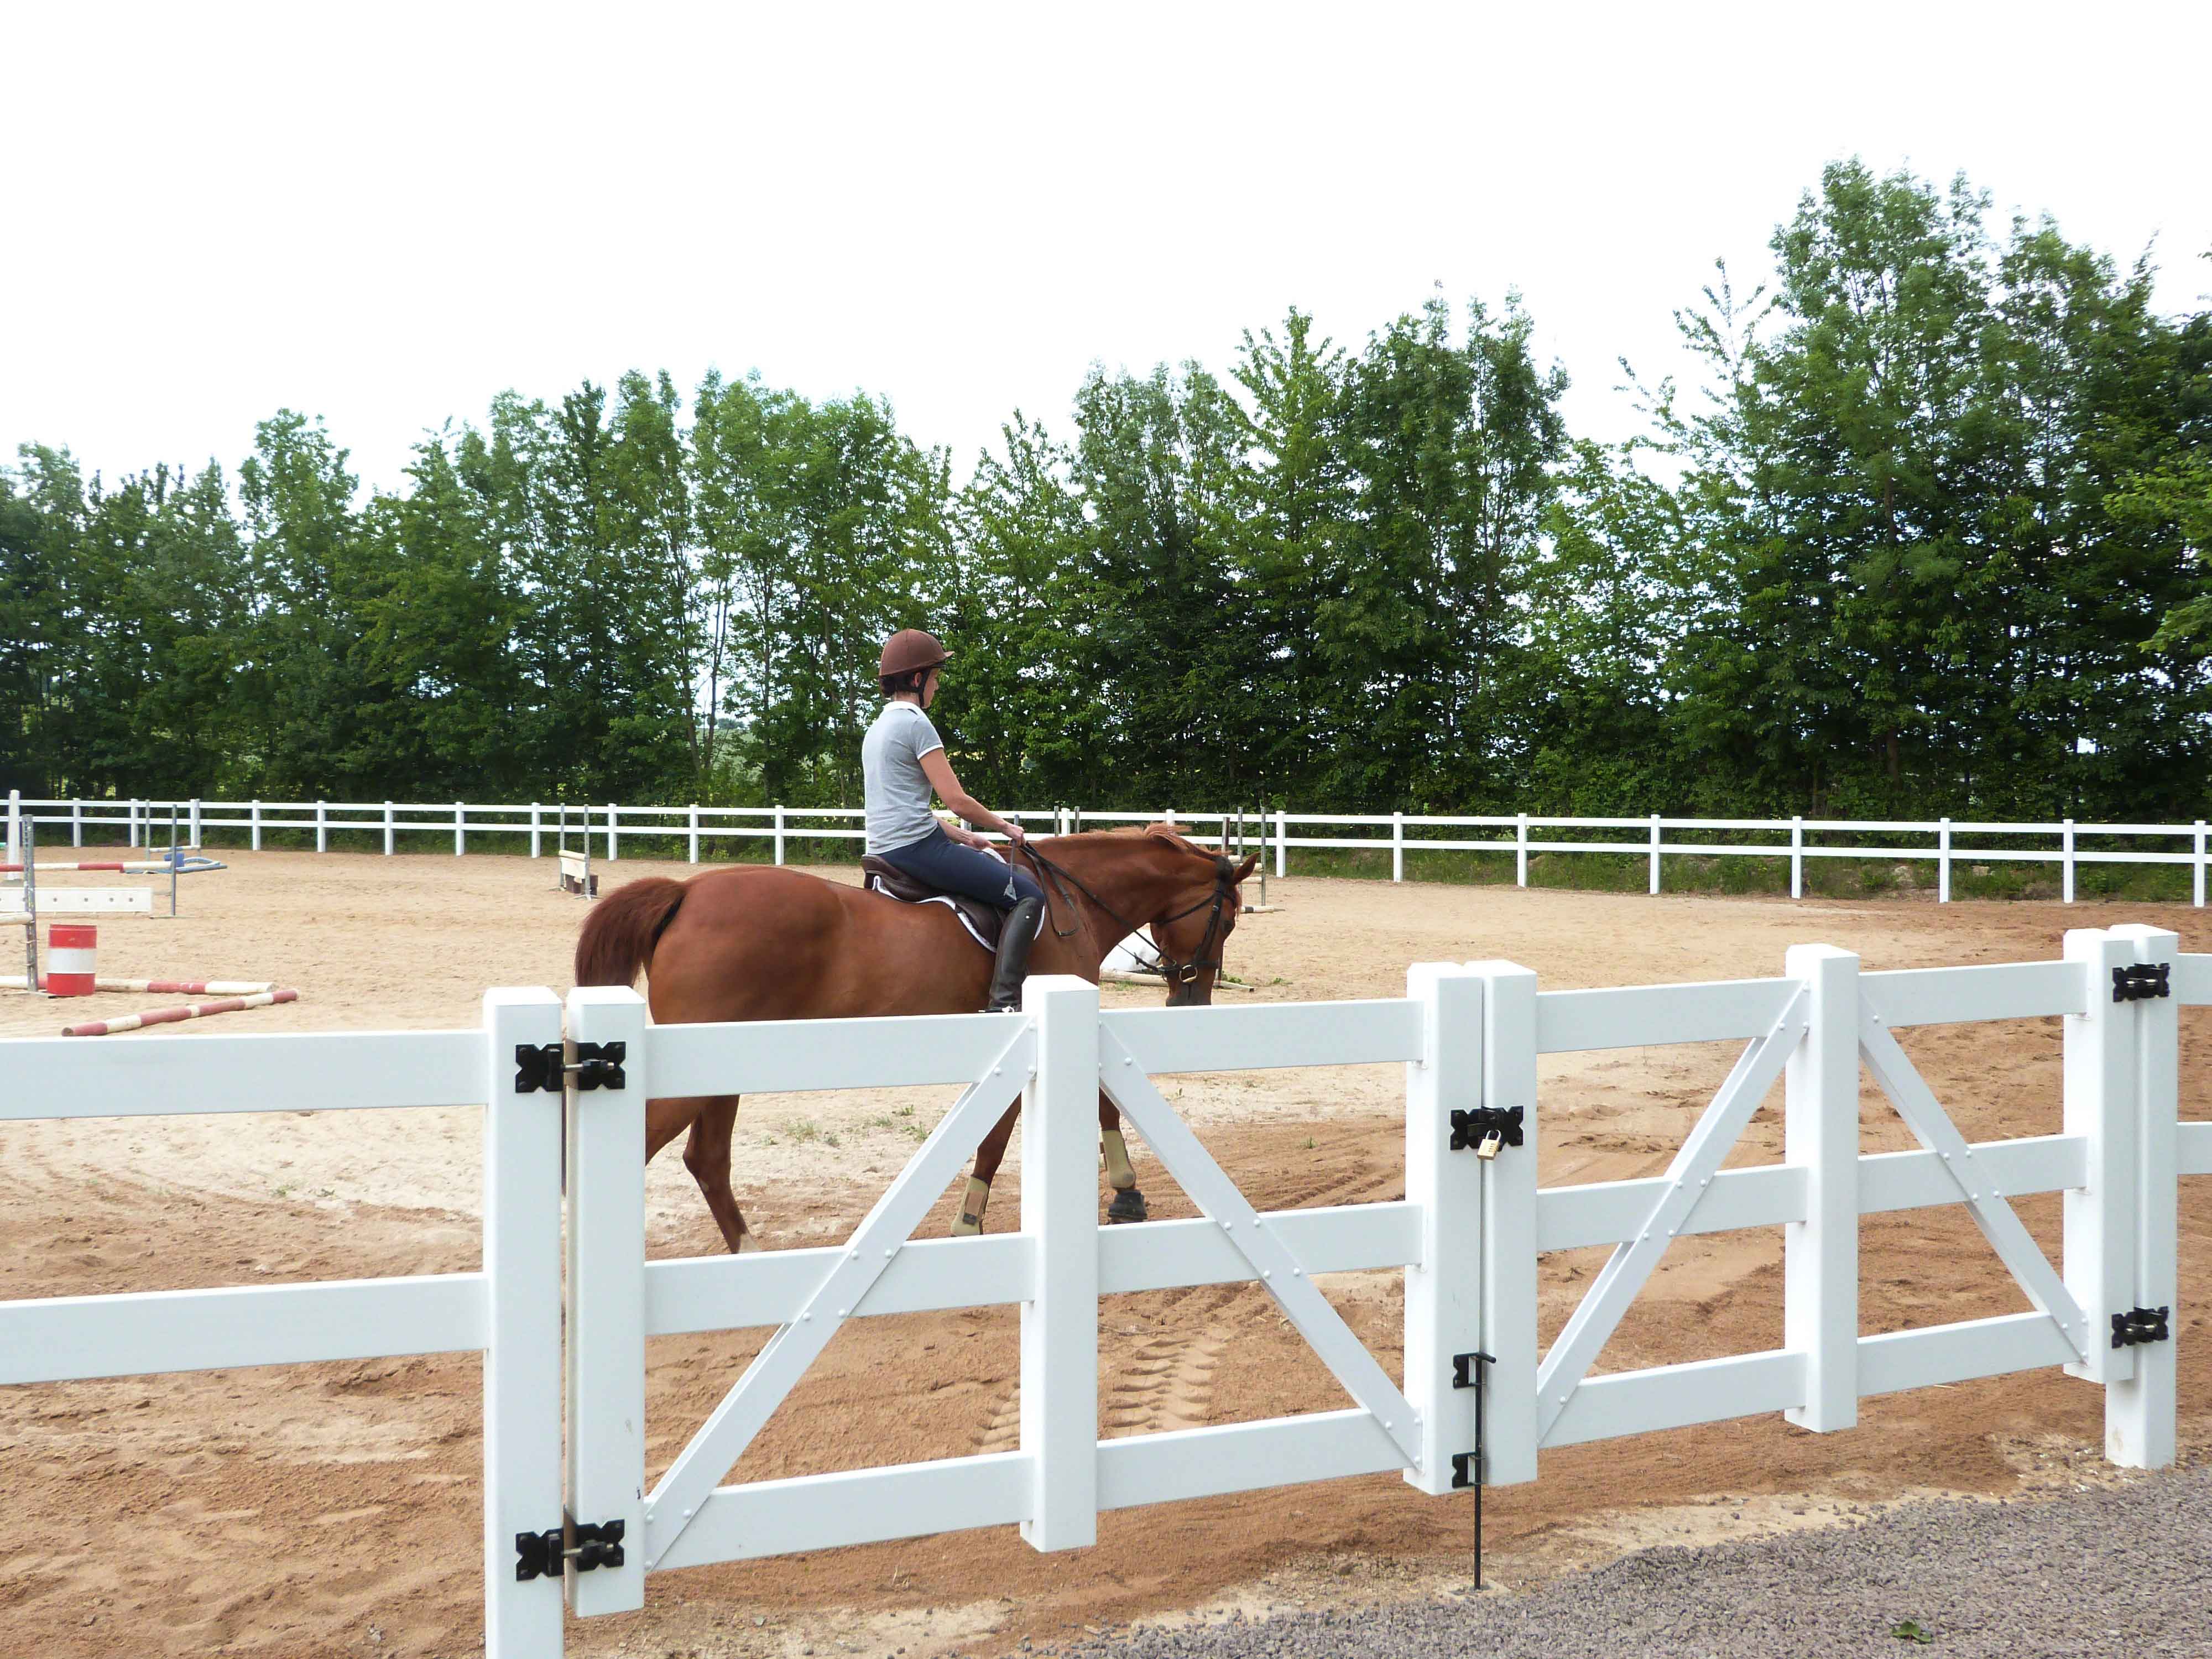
[2,849,2208,1658]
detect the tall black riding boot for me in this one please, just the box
[983,896,1044,1013]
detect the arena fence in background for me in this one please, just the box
[7,791,2209,905]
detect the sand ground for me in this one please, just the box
[1,849,2207,1658]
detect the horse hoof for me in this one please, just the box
[736,1231,765,1254]
[951,1211,983,1237]
[1104,1187,1148,1224]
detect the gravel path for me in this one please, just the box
[1045,1466,2212,1659]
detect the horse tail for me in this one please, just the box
[574,877,687,988]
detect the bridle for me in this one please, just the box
[1019,841,1239,1000]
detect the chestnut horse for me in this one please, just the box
[572,825,1258,1251]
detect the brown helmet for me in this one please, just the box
[879,629,949,679]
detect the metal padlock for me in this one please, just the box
[1475,1130,1504,1161]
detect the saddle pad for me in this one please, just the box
[860,855,1001,952]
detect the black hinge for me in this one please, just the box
[2112,964,2171,1003]
[1449,1106,1524,1152]
[2111,1306,2171,1348]
[1449,1350,1492,1489]
[515,1517,625,1582]
[513,1041,628,1093]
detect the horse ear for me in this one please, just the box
[1233,853,1259,881]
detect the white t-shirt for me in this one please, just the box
[862,700,946,854]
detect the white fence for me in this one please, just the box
[9,790,2209,904]
[1,927,2204,1651]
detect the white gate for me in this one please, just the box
[0,927,2200,1657]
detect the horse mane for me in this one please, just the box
[1140,822,1217,861]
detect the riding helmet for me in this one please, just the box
[880,629,950,678]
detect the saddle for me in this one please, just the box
[860,855,1011,953]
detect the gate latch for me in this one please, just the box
[2112,964,2171,1003]
[514,1041,628,1094]
[516,1517,625,1582]
[1449,1107,1523,1158]
[2111,1306,2171,1348]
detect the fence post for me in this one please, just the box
[1791,816,1803,899]
[606,805,619,862]
[2062,818,2076,902]
[1514,814,1528,888]
[531,803,542,859]
[1275,809,1287,879]
[71,799,81,848]
[774,804,785,867]
[1783,944,1859,1433]
[1401,963,1485,1495]
[129,799,140,849]
[455,802,466,857]
[564,984,650,1611]
[2195,821,2206,909]
[250,799,261,852]
[1938,818,1952,903]
[1392,811,1404,883]
[2063,927,2137,1405]
[4,787,17,869]
[481,988,566,1658]
[2106,924,2179,1468]
[1468,958,1538,1485]
[688,804,699,865]
[190,798,202,849]
[1021,974,1100,1550]
[1647,813,1661,896]
[383,801,394,856]
[316,800,328,853]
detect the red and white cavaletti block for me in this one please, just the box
[46,923,97,996]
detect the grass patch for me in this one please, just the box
[1285,842,2201,904]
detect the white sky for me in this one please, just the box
[6,2,2209,495]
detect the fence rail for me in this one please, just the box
[7,791,2209,904]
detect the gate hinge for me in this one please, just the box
[2112,963,2171,1003]
[515,1516,625,1581]
[2110,1306,2171,1348]
[1451,1349,1494,1390]
[1449,1350,1492,1488]
[513,1041,628,1094]
[1449,1107,1523,1154]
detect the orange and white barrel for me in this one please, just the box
[46,923,97,997]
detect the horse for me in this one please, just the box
[572,824,1259,1251]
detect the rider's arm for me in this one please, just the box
[919,748,1025,842]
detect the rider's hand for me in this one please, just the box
[1003,822,1026,846]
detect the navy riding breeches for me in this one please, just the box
[876,826,1044,910]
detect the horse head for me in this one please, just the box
[1140,829,1260,1006]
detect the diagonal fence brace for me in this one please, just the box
[1535,986,1808,1442]
[1858,1012,2092,1364]
[640,1022,1036,1564]
[1099,1028,1423,1468]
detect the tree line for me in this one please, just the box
[4,160,2208,825]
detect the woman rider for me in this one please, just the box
[864,629,1046,1013]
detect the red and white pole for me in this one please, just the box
[46,923,97,997]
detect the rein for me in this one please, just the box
[1019,840,1237,992]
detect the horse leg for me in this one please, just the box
[648,1094,753,1254]
[1100,1092,1147,1223]
[680,1095,756,1253]
[953,1099,1022,1237]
